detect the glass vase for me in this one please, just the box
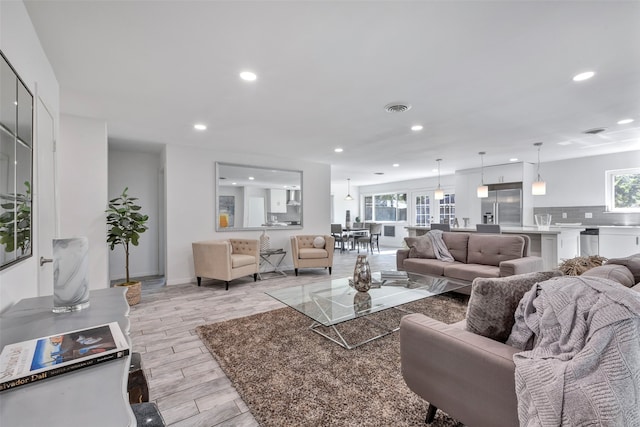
[353,254,371,292]
[52,237,90,313]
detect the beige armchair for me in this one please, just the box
[192,239,259,290]
[290,235,335,276]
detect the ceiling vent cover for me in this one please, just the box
[384,103,411,113]
[583,127,606,135]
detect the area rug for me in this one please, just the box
[196,293,469,427]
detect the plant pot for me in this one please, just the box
[116,281,142,306]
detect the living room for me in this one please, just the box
[1,1,640,426]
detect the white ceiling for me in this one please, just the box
[24,0,640,186]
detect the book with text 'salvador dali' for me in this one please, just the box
[0,322,130,392]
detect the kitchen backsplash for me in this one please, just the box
[534,206,640,226]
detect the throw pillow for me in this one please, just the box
[583,264,635,287]
[465,270,564,343]
[606,254,640,284]
[405,236,435,259]
[313,236,325,249]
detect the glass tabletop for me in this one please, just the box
[266,272,470,327]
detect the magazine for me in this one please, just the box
[380,270,408,280]
[0,322,130,392]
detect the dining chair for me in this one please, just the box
[331,223,348,252]
[476,224,502,234]
[369,223,382,253]
[430,223,451,232]
[356,223,372,253]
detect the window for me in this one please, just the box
[363,193,407,222]
[438,193,456,225]
[606,168,640,212]
[415,194,430,226]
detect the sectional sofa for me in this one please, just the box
[396,232,544,292]
[399,254,640,427]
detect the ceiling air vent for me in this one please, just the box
[384,103,411,113]
[583,127,607,135]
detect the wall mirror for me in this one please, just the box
[0,51,34,270]
[216,162,302,231]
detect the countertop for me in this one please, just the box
[405,226,583,235]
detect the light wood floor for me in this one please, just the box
[129,246,398,426]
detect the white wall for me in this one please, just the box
[0,1,60,313]
[108,148,161,281]
[165,145,331,285]
[58,114,109,290]
[531,150,640,207]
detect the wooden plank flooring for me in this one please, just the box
[129,247,398,426]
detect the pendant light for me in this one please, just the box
[344,178,354,200]
[477,152,488,198]
[532,142,546,195]
[434,159,444,200]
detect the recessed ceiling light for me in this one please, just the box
[617,118,634,125]
[334,148,344,153]
[240,71,257,81]
[432,168,438,173]
[411,125,423,131]
[509,158,518,162]
[392,163,399,167]
[193,124,207,130]
[248,176,255,180]
[232,182,237,185]
[557,141,572,146]
[572,71,595,82]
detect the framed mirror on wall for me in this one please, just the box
[215,162,302,231]
[0,50,34,270]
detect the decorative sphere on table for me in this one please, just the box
[353,254,371,292]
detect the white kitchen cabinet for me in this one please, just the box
[599,227,640,258]
[268,189,287,213]
[483,163,523,185]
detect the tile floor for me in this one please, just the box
[128,246,398,426]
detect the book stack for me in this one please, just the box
[380,270,409,285]
[0,322,130,392]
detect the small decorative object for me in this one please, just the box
[353,291,372,314]
[106,187,149,306]
[260,229,270,252]
[352,254,372,292]
[558,255,607,276]
[534,213,552,231]
[345,210,351,229]
[355,216,361,223]
[53,237,90,313]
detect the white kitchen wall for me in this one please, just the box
[531,150,640,207]
[165,145,331,286]
[108,148,161,281]
[58,114,109,290]
[0,1,60,313]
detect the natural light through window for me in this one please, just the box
[606,168,640,212]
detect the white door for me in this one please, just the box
[36,96,57,296]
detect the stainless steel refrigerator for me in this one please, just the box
[480,183,522,226]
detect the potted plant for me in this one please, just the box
[0,181,31,257]
[106,187,149,305]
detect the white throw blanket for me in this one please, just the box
[506,276,640,427]
[426,230,454,262]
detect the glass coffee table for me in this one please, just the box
[266,272,470,349]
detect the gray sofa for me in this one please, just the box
[397,232,544,290]
[399,255,640,427]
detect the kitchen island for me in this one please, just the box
[405,226,585,270]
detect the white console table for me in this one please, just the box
[0,288,135,426]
